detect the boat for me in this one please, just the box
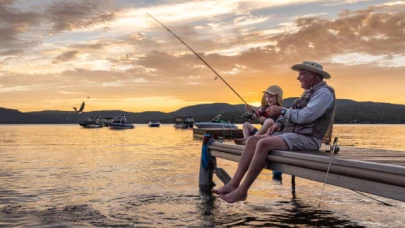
[109,115,134,129]
[79,116,103,128]
[98,117,114,127]
[173,116,194,129]
[148,119,161,127]
[194,114,238,129]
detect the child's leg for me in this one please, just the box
[254,118,275,136]
[242,122,255,138]
[234,122,257,145]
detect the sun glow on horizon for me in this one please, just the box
[0,0,404,112]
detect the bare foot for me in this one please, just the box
[219,188,247,203]
[212,183,238,195]
[233,138,246,145]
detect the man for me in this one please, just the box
[213,61,336,203]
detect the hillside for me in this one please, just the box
[0,99,404,124]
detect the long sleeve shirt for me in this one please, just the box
[277,82,334,127]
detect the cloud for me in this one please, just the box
[52,50,79,63]
[322,0,374,6]
[44,0,117,32]
[0,49,24,56]
[129,1,405,78]
[0,1,39,49]
[0,85,32,93]
[88,2,405,81]
[0,71,62,88]
[330,53,405,67]
[256,4,405,64]
[1,0,405,111]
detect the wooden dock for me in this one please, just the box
[206,141,405,202]
[193,128,243,140]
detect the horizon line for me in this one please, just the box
[1,98,404,114]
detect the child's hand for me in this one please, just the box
[259,116,266,124]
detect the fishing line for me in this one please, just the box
[351,190,393,206]
[316,137,393,207]
[317,137,338,207]
[315,137,338,226]
[147,13,249,106]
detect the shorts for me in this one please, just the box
[251,127,258,135]
[275,132,321,151]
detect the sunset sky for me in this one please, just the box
[1,0,404,112]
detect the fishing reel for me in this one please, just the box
[243,110,257,120]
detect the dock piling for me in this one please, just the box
[215,167,231,185]
[198,134,215,189]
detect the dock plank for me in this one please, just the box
[193,128,243,140]
[333,147,405,167]
[208,142,405,202]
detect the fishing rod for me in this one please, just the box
[147,13,249,106]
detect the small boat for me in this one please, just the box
[194,114,238,129]
[79,116,103,128]
[98,117,114,127]
[174,116,194,129]
[109,115,134,129]
[148,119,161,127]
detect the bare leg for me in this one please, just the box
[254,119,275,136]
[242,122,255,138]
[220,136,289,203]
[234,122,255,145]
[214,134,269,194]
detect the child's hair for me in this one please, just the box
[261,93,280,107]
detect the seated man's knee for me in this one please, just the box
[246,135,260,144]
[257,137,276,152]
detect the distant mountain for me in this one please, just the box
[333,100,405,124]
[0,99,404,124]
[170,103,245,117]
[0,107,27,123]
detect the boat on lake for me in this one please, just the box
[109,115,134,129]
[194,114,238,129]
[148,119,161,127]
[174,116,194,129]
[79,117,103,128]
[98,117,114,127]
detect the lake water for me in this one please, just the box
[1,124,405,227]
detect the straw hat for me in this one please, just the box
[291,61,331,79]
[262,85,283,106]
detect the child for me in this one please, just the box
[234,85,283,145]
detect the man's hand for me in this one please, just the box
[268,124,281,135]
[266,105,282,116]
[246,104,253,111]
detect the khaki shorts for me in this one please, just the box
[275,132,321,151]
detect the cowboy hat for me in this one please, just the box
[291,61,331,79]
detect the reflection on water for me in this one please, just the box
[334,124,405,151]
[0,124,405,227]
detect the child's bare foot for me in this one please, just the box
[219,188,247,203]
[233,138,246,145]
[212,183,238,195]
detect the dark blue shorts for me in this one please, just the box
[251,127,258,135]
